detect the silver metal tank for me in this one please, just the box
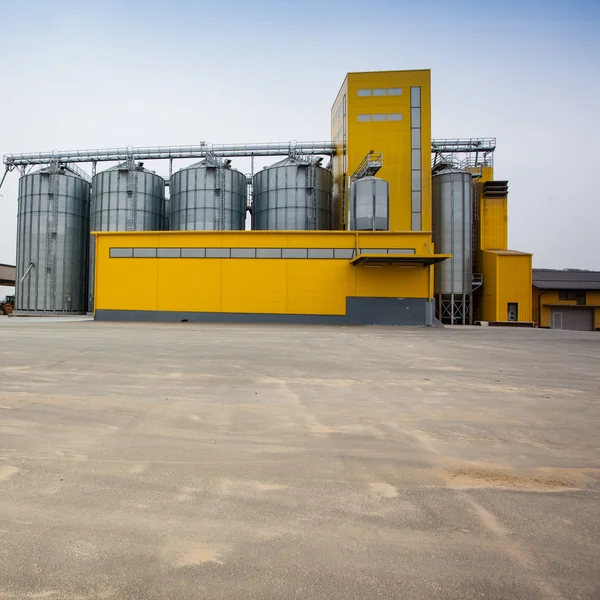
[90,161,165,232]
[169,158,246,230]
[252,156,332,230]
[348,176,389,230]
[89,161,166,310]
[16,164,90,313]
[431,168,473,324]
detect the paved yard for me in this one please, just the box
[0,318,598,599]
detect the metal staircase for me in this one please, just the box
[351,151,383,181]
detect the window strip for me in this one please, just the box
[109,247,418,260]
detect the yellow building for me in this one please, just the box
[89,68,534,327]
[93,231,447,325]
[331,70,431,231]
[92,69,448,326]
[470,166,533,324]
[532,270,600,331]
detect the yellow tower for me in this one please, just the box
[331,70,432,232]
[470,166,532,323]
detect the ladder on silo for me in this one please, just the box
[306,165,317,230]
[126,158,138,231]
[215,167,226,231]
[46,163,60,311]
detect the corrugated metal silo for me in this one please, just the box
[348,176,389,230]
[252,156,332,230]
[169,158,246,230]
[16,164,90,313]
[89,161,165,310]
[432,168,473,324]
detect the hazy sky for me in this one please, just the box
[1,0,599,296]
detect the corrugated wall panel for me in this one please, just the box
[481,251,498,321]
[497,254,532,321]
[481,197,508,251]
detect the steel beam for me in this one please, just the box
[4,138,497,168]
[3,142,337,167]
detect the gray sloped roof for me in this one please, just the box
[532,269,600,290]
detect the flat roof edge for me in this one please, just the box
[92,230,433,236]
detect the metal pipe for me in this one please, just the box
[4,141,337,166]
[0,167,9,192]
[20,261,35,284]
[5,138,497,167]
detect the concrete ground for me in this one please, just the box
[0,318,598,600]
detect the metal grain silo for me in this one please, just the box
[169,158,246,230]
[431,168,473,324]
[90,162,165,232]
[348,176,389,231]
[252,156,332,230]
[88,161,166,310]
[16,164,90,313]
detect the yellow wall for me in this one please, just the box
[532,289,600,328]
[331,76,348,231]
[471,167,508,254]
[332,70,431,232]
[480,197,508,251]
[480,251,532,322]
[94,231,434,317]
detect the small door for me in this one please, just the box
[551,307,593,331]
[551,311,562,330]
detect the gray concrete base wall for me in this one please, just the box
[95,297,434,326]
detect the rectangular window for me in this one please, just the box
[206,248,230,258]
[358,114,371,122]
[157,248,180,258]
[411,149,421,169]
[308,248,334,259]
[388,88,402,96]
[109,248,133,258]
[231,248,256,258]
[334,249,354,259]
[282,248,308,259]
[387,248,416,255]
[181,248,205,258]
[411,191,422,212]
[388,113,402,121]
[133,248,157,258]
[558,290,586,304]
[360,248,388,255]
[411,213,422,230]
[410,87,421,106]
[411,170,422,191]
[357,89,371,97]
[411,107,421,123]
[372,88,386,96]
[256,248,282,259]
[373,113,386,122]
[411,128,421,149]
